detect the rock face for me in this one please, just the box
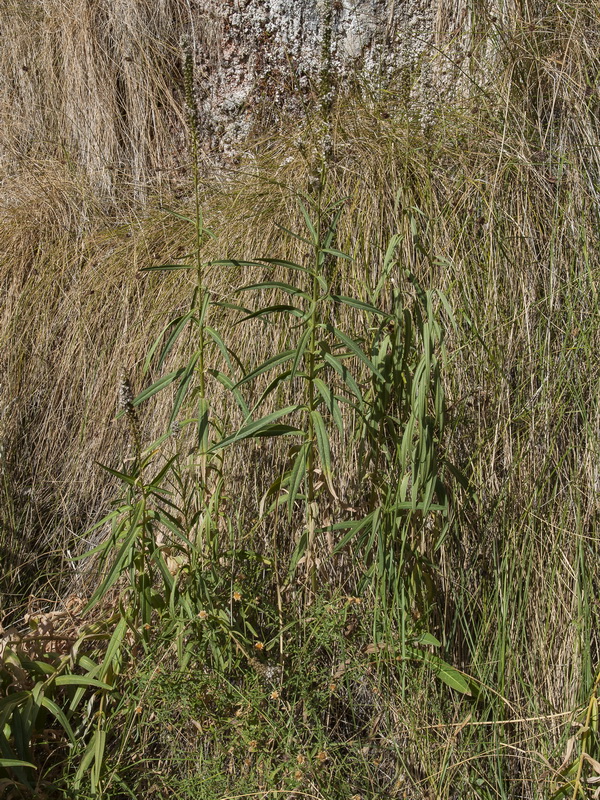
[189,0,447,158]
[0,0,477,193]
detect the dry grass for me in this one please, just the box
[1,1,600,797]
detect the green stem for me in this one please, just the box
[305,194,322,601]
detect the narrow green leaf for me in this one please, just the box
[323,351,363,404]
[100,617,128,680]
[95,463,137,486]
[298,200,318,245]
[320,247,352,261]
[39,697,76,745]
[55,675,112,690]
[0,758,36,769]
[237,281,310,300]
[210,406,302,451]
[234,349,296,389]
[142,311,194,375]
[287,442,309,521]
[328,325,383,380]
[169,352,200,424]
[251,369,292,413]
[330,295,392,318]
[257,257,315,275]
[310,409,337,498]
[133,368,185,406]
[291,326,311,380]
[84,505,143,611]
[239,304,304,323]
[313,378,344,435]
[197,396,209,452]
[91,729,107,793]
[208,370,250,418]
[140,263,195,272]
[274,222,312,246]
[159,207,196,224]
[332,512,374,553]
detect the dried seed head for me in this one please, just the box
[180,34,200,136]
[118,373,134,413]
[171,420,182,438]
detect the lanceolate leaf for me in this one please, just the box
[133,368,185,406]
[236,281,310,300]
[210,406,302,451]
[323,352,363,404]
[313,377,344,435]
[84,504,143,611]
[0,758,36,769]
[330,295,392,318]
[234,349,296,389]
[328,325,383,380]
[310,409,337,498]
[141,263,195,272]
[287,441,309,520]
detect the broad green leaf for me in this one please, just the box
[415,632,441,647]
[430,658,471,695]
